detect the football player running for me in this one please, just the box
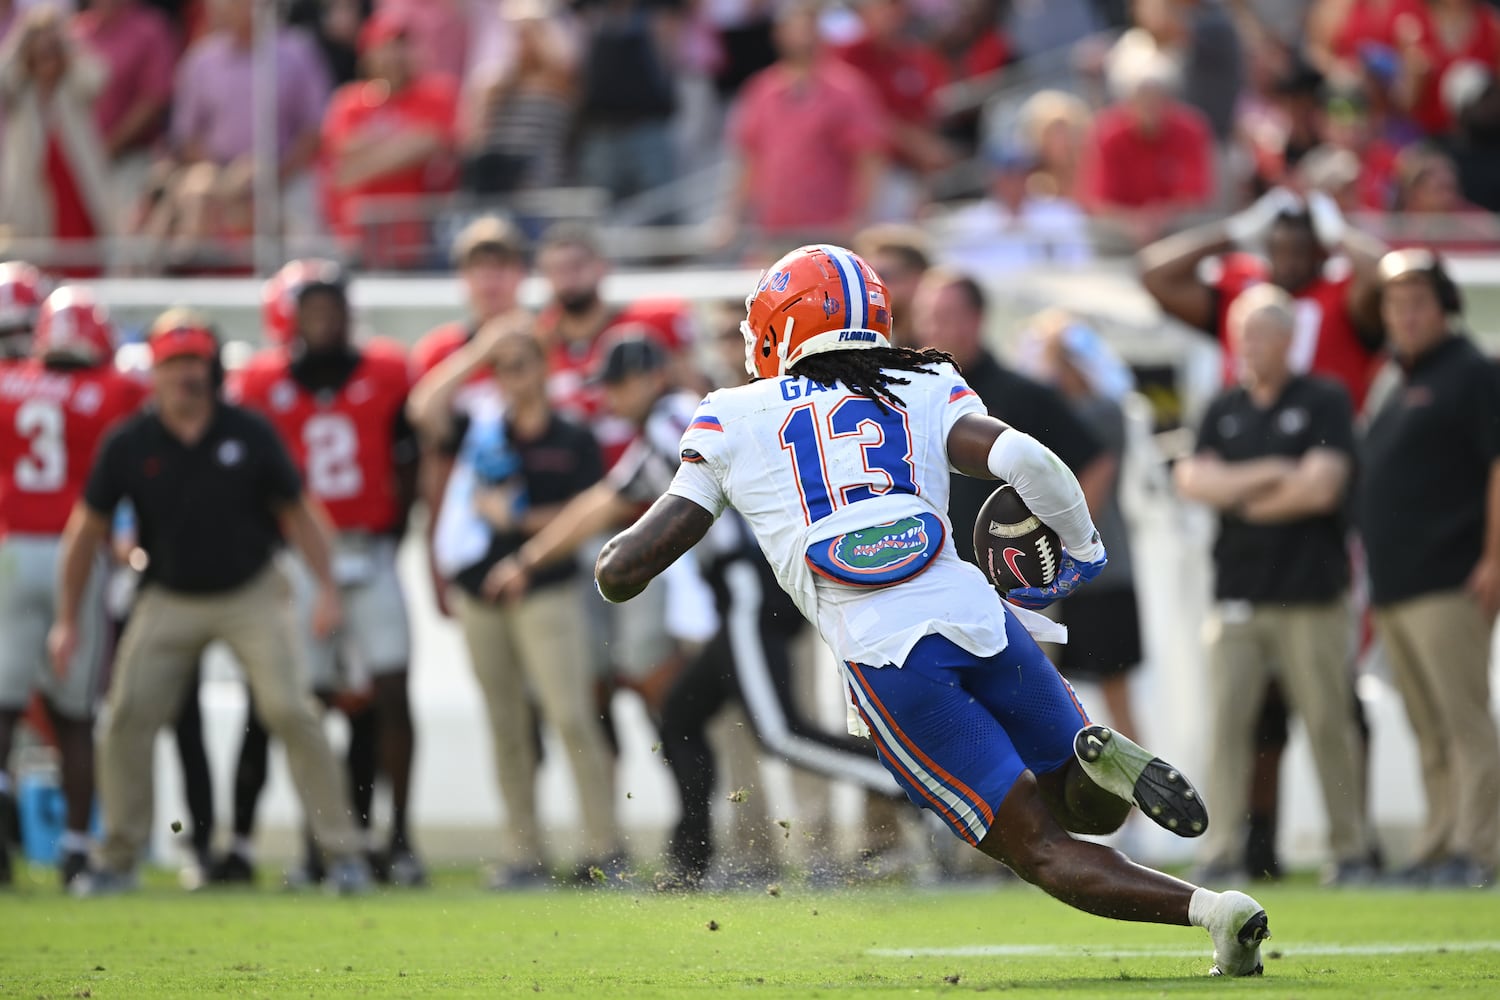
[0,287,147,887]
[231,261,423,884]
[594,245,1271,977]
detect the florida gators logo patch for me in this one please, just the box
[805,512,946,588]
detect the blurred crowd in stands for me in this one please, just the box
[0,0,1497,273]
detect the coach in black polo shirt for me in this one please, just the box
[51,310,368,896]
[1174,284,1373,885]
[1357,250,1500,888]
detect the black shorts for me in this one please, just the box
[1055,587,1142,683]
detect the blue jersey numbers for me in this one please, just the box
[777,391,917,525]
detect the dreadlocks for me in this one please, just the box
[790,346,957,413]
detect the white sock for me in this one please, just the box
[1188,887,1220,929]
[0,770,11,795]
[232,836,255,860]
[60,829,92,854]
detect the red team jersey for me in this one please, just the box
[412,300,697,469]
[407,320,498,420]
[1208,252,1381,409]
[0,360,147,535]
[231,342,412,533]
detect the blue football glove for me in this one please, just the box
[1006,547,1108,610]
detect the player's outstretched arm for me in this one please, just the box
[595,494,714,604]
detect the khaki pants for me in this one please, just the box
[457,582,620,866]
[1375,589,1500,869]
[96,566,359,872]
[1200,599,1371,868]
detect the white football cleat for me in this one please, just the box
[1206,890,1270,977]
[1074,725,1208,837]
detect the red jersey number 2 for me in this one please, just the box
[304,412,363,500]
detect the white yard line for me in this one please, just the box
[869,942,1500,959]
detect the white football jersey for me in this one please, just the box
[667,362,1014,670]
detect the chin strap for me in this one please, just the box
[775,316,794,374]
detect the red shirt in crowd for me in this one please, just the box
[955,30,1009,80]
[833,37,947,126]
[1389,0,1500,135]
[43,133,99,277]
[1080,101,1215,212]
[230,342,412,533]
[1333,0,1403,61]
[0,361,147,536]
[1208,252,1382,408]
[321,74,459,267]
[70,0,178,150]
[730,60,886,233]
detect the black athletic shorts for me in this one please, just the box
[1055,587,1142,682]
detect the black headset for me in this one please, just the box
[1380,248,1464,316]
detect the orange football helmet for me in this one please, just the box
[741,244,893,379]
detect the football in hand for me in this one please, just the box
[973,484,1061,592]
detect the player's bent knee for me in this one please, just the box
[1064,789,1131,836]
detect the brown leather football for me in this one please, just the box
[973,483,1061,592]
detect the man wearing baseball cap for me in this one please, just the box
[53,309,372,895]
[1357,250,1500,888]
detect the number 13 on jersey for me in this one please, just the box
[778,394,917,525]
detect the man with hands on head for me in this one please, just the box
[52,310,371,896]
[1139,184,1387,408]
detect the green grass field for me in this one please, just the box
[5,868,1500,998]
